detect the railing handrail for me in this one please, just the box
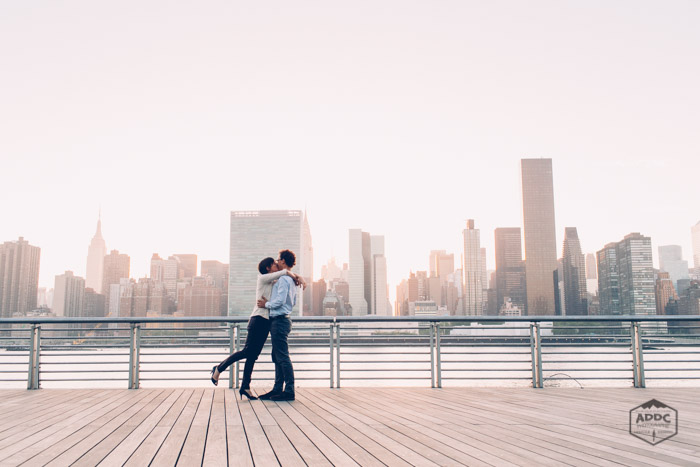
[2,315,700,324]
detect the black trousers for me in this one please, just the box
[270,315,294,395]
[217,315,270,389]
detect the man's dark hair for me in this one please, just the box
[258,257,275,275]
[279,249,296,268]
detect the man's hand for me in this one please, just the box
[257,296,267,308]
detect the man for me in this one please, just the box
[256,249,299,401]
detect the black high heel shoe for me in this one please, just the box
[239,388,258,400]
[210,366,219,386]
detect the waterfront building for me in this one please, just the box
[102,250,130,311]
[692,221,700,268]
[494,227,527,314]
[173,254,198,279]
[0,237,41,318]
[229,210,312,316]
[83,288,106,318]
[617,233,656,316]
[658,245,690,293]
[53,271,85,318]
[150,254,181,299]
[521,158,558,315]
[462,220,483,316]
[562,227,588,316]
[655,272,678,315]
[597,243,621,315]
[86,215,106,293]
[348,229,390,316]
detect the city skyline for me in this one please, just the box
[2,2,699,301]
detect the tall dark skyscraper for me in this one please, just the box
[597,243,621,315]
[562,227,588,316]
[521,159,557,315]
[494,228,526,314]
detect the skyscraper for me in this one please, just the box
[561,227,588,316]
[150,254,181,299]
[348,229,390,316]
[521,158,557,315]
[494,227,526,314]
[173,254,198,279]
[462,220,483,316]
[53,271,85,317]
[597,243,621,315]
[86,215,106,293]
[655,272,678,315]
[585,253,597,280]
[602,233,656,316]
[229,210,312,316]
[618,233,656,315]
[658,245,690,292]
[102,250,130,311]
[692,221,700,268]
[0,237,41,318]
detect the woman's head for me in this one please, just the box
[258,257,278,274]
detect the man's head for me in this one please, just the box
[258,257,279,274]
[277,249,296,270]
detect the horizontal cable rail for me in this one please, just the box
[0,316,699,389]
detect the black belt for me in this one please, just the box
[270,314,290,320]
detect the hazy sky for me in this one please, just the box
[1,1,699,301]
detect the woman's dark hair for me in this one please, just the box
[278,249,296,268]
[258,257,275,275]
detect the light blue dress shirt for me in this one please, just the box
[265,275,297,317]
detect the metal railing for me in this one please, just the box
[1,316,699,390]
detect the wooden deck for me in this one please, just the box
[0,387,698,466]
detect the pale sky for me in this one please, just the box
[1,1,699,303]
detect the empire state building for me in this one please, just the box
[86,215,107,293]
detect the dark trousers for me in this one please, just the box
[217,315,270,389]
[270,316,294,395]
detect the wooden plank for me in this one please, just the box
[1,389,142,466]
[123,389,193,466]
[150,389,204,466]
[19,390,154,467]
[293,392,411,467]
[261,402,331,467]
[319,389,496,467]
[307,389,463,466]
[0,390,114,459]
[177,388,214,465]
[0,389,97,438]
[70,390,173,467]
[224,389,254,467]
[237,395,279,466]
[203,389,228,467]
[44,389,164,466]
[98,389,184,466]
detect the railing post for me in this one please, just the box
[530,322,543,388]
[234,324,241,389]
[329,321,335,388]
[228,324,235,389]
[631,321,646,388]
[436,322,442,388]
[429,322,435,388]
[27,324,41,390]
[335,323,341,388]
[128,323,141,389]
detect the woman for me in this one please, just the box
[210,257,304,399]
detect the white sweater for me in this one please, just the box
[250,270,289,319]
